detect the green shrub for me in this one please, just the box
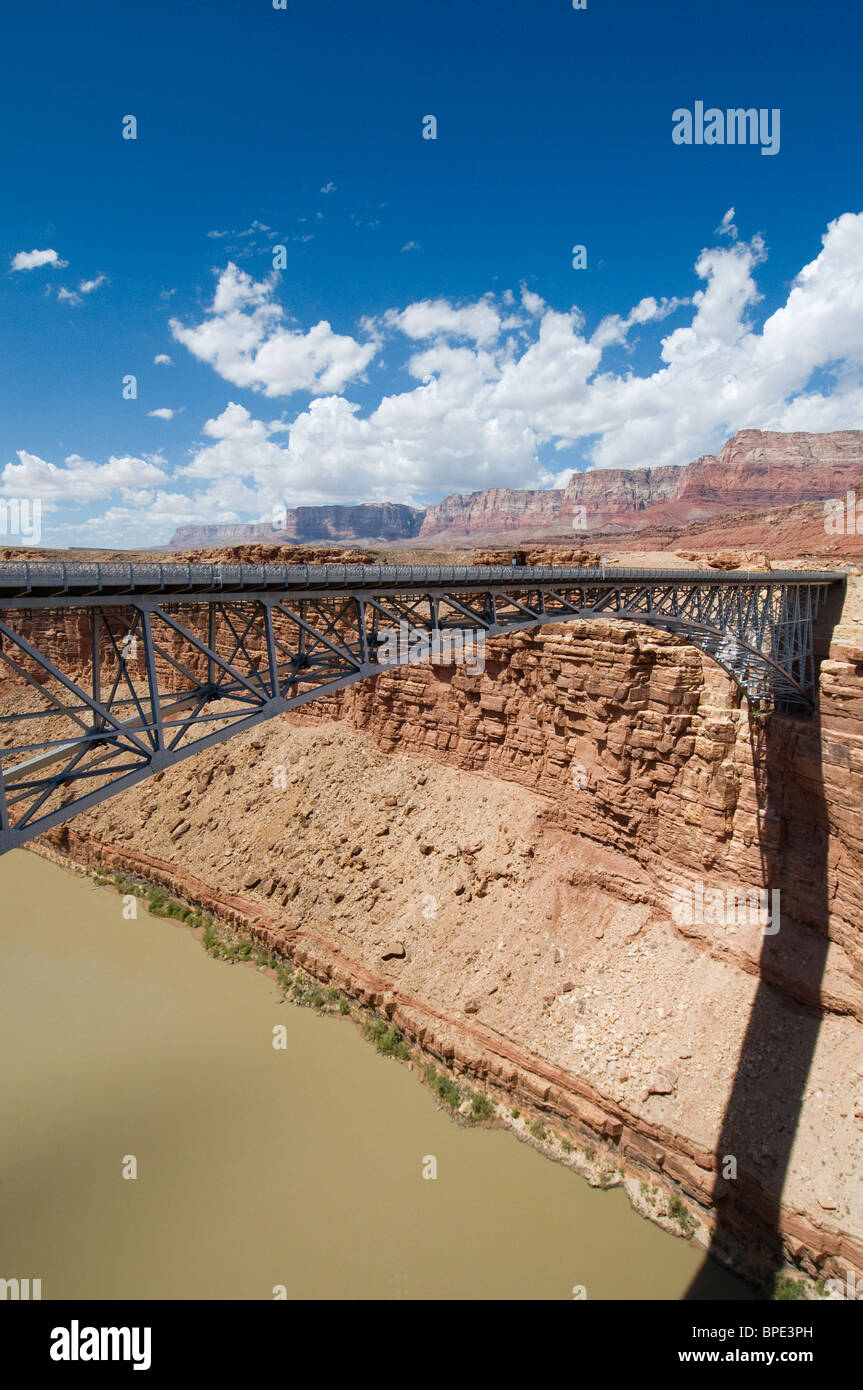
[773,1273,807,1301]
[469,1092,495,1122]
[424,1065,461,1108]
[667,1193,696,1237]
[527,1119,548,1143]
[363,1019,412,1060]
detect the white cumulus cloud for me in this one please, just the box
[169,263,376,397]
[11,248,68,271]
[383,295,504,346]
[0,451,171,502]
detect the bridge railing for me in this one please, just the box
[0,560,848,595]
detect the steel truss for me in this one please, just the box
[0,562,844,854]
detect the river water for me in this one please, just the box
[0,849,747,1300]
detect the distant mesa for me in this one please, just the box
[168,502,424,550]
[165,431,863,551]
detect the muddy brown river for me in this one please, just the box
[0,849,748,1299]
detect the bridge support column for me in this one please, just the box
[140,609,163,754]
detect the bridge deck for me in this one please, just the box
[0,560,848,603]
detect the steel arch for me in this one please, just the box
[0,562,845,855]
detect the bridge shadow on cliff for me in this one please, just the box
[685,647,839,1298]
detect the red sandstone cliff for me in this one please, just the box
[676,431,863,508]
[416,430,863,542]
[419,487,566,539]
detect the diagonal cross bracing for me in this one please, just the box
[0,562,845,854]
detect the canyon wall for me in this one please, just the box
[419,487,566,538]
[284,603,863,1017]
[555,429,863,536]
[677,431,863,509]
[560,464,681,516]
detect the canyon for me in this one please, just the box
[6,539,861,1297]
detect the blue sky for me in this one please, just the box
[1,0,862,548]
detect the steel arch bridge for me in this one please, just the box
[0,561,845,856]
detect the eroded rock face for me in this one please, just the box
[420,488,565,539]
[561,465,682,515]
[287,610,863,1019]
[678,431,863,508]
